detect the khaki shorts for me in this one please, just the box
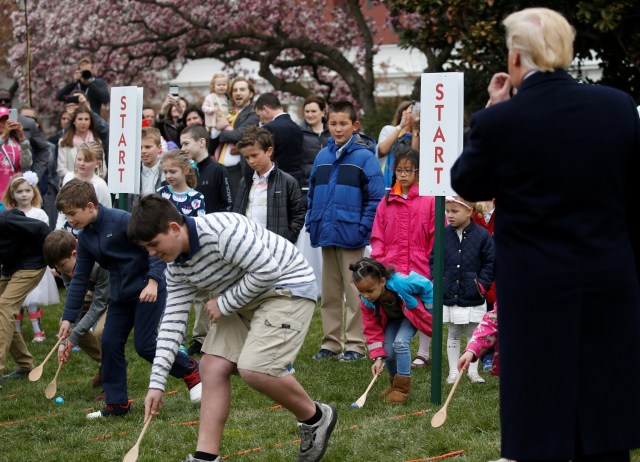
[201,288,314,377]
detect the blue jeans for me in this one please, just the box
[384,318,417,377]
[101,287,197,405]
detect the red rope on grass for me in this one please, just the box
[404,449,465,461]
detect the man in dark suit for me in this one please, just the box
[216,78,259,200]
[451,8,640,462]
[0,89,51,195]
[254,93,304,186]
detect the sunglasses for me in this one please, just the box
[0,98,11,105]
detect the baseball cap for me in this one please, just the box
[0,107,9,118]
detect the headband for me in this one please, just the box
[445,195,472,210]
[10,170,38,188]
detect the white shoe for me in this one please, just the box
[488,459,516,462]
[189,382,202,403]
[446,373,458,384]
[468,372,485,383]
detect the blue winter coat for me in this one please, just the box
[306,133,385,249]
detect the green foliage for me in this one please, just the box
[2,295,640,461]
[385,0,640,109]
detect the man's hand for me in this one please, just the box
[215,116,230,131]
[205,298,222,323]
[144,389,164,422]
[139,278,158,303]
[487,72,513,105]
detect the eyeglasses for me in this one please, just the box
[394,169,418,176]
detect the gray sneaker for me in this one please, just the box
[182,456,220,462]
[297,402,337,462]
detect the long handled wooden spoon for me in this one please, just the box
[28,337,63,382]
[351,363,384,409]
[44,361,64,399]
[122,415,154,462]
[431,367,466,428]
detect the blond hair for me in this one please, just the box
[77,141,105,179]
[209,73,229,94]
[2,173,43,209]
[503,8,575,72]
[161,150,198,189]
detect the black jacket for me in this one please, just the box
[300,122,329,194]
[55,78,110,115]
[196,157,233,213]
[430,220,494,307]
[0,209,49,276]
[264,114,303,183]
[233,163,305,243]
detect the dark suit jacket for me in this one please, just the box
[264,113,303,183]
[19,115,51,192]
[451,70,640,459]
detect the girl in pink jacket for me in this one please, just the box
[458,302,499,377]
[351,257,433,404]
[370,150,436,368]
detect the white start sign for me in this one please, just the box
[108,86,143,194]
[418,73,464,196]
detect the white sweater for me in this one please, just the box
[150,212,316,390]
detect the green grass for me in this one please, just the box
[1,294,638,462]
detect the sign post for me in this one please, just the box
[108,86,143,209]
[419,72,464,405]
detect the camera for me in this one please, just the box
[81,70,92,80]
[63,95,80,104]
[411,102,421,118]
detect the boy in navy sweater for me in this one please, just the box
[55,179,201,418]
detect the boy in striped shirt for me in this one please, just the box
[128,195,337,462]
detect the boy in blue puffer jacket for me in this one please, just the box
[306,101,385,362]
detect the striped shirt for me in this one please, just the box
[150,212,317,390]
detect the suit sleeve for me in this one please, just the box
[89,78,110,105]
[450,113,496,201]
[219,110,259,144]
[56,81,77,102]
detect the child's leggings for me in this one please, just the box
[15,304,43,334]
[447,323,479,376]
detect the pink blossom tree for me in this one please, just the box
[9,0,384,118]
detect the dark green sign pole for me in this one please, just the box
[430,195,445,405]
[117,193,128,211]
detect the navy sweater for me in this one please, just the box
[62,205,166,322]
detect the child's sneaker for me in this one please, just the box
[482,352,494,372]
[183,368,202,403]
[86,401,131,419]
[446,372,458,384]
[296,402,337,462]
[33,332,46,342]
[182,456,221,462]
[468,371,485,383]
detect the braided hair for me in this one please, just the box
[349,257,395,284]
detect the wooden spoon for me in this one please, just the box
[28,337,63,382]
[122,415,154,462]
[44,361,64,399]
[431,368,465,428]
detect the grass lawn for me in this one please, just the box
[1,294,638,462]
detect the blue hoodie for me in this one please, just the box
[306,133,385,249]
